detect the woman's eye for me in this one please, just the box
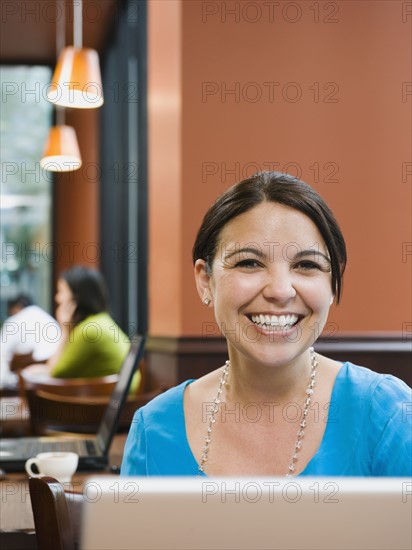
[235,259,262,269]
[295,261,320,270]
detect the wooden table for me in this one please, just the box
[0,433,128,550]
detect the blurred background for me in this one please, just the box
[1,0,411,384]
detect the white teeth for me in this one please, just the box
[250,314,299,329]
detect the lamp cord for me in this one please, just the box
[74,0,82,49]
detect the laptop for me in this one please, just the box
[81,476,412,549]
[0,335,145,472]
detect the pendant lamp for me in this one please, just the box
[41,2,82,172]
[40,117,82,172]
[47,0,104,109]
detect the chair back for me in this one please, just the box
[9,352,43,373]
[19,368,119,435]
[29,476,83,550]
[29,387,165,434]
[28,391,109,434]
[20,366,119,397]
[20,354,166,435]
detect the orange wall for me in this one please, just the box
[54,108,100,278]
[148,0,183,337]
[149,0,411,337]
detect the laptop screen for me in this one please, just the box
[96,335,145,452]
[81,476,412,549]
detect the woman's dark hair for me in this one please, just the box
[192,171,347,302]
[60,265,109,325]
[7,294,33,312]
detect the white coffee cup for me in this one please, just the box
[25,452,79,483]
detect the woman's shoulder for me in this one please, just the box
[336,362,411,405]
[337,363,411,476]
[73,313,128,345]
[76,312,115,329]
[139,380,195,424]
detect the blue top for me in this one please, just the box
[121,363,412,477]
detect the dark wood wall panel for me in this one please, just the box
[146,336,412,389]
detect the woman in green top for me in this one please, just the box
[47,266,139,389]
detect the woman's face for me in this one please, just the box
[55,278,74,306]
[195,201,334,367]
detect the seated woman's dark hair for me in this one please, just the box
[192,171,347,303]
[60,265,109,325]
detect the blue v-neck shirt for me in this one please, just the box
[121,363,412,477]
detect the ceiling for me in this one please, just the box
[0,0,119,66]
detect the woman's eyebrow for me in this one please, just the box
[223,246,265,261]
[223,247,331,263]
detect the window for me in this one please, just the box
[0,65,53,320]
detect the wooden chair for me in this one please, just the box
[10,352,43,373]
[20,365,119,397]
[0,352,43,398]
[28,387,164,434]
[29,476,83,550]
[19,368,119,435]
[20,354,166,435]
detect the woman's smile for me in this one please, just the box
[204,201,333,367]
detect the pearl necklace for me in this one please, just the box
[198,347,318,476]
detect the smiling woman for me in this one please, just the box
[121,172,412,478]
[195,201,335,374]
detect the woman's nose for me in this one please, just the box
[261,267,296,303]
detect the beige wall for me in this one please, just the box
[148,0,411,337]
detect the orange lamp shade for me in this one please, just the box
[47,46,104,109]
[40,125,82,172]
